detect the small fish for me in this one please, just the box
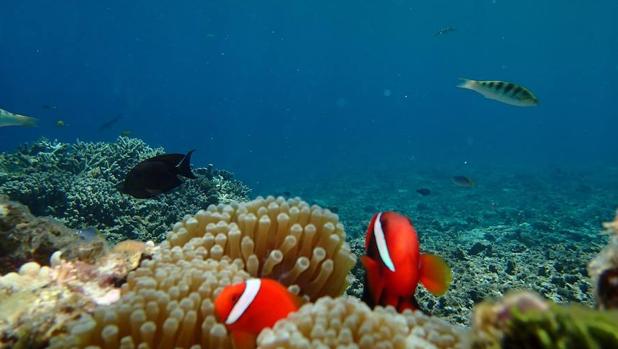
[452,175,475,188]
[42,105,57,110]
[458,78,539,107]
[215,278,300,349]
[434,26,456,36]
[76,226,102,242]
[55,120,66,128]
[120,150,197,199]
[361,212,451,312]
[0,108,38,128]
[97,115,122,131]
[416,188,431,196]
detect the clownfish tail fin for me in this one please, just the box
[419,254,452,296]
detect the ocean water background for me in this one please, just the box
[1,0,617,194]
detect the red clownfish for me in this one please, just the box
[361,211,452,312]
[214,278,300,349]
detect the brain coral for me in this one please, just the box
[257,296,468,349]
[164,196,357,300]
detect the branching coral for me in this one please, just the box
[471,291,618,349]
[164,196,357,300]
[257,296,467,349]
[0,137,250,242]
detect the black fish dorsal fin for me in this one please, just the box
[175,150,197,179]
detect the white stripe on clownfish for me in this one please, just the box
[225,278,261,325]
[374,212,396,272]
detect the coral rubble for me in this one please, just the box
[0,137,250,242]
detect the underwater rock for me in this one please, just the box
[0,195,79,274]
[0,240,155,349]
[0,137,250,242]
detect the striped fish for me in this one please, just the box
[458,78,539,107]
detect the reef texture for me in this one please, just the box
[0,239,153,349]
[257,296,468,349]
[164,196,357,301]
[0,194,79,274]
[471,291,618,349]
[48,196,357,348]
[0,137,250,242]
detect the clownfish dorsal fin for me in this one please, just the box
[361,256,385,305]
[419,254,452,296]
[231,330,257,349]
[374,212,396,272]
[226,278,261,325]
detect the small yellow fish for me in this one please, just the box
[458,78,538,107]
[0,108,38,127]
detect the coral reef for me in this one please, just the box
[470,291,618,349]
[0,194,79,274]
[257,296,468,349]
[0,137,250,242]
[48,196,356,348]
[0,239,154,349]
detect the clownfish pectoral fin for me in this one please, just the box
[361,256,385,305]
[419,254,452,296]
[231,331,257,349]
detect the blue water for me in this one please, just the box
[1,1,617,191]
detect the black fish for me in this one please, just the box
[98,115,122,131]
[120,150,197,199]
[416,188,431,196]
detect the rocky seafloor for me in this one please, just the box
[273,166,618,326]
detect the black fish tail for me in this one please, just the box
[176,150,197,179]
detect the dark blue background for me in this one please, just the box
[1,1,617,190]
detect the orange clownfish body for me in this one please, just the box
[361,211,452,312]
[214,278,300,349]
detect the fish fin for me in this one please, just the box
[456,78,475,90]
[19,115,38,127]
[361,256,385,306]
[419,254,452,296]
[398,296,422,313]
[176,150,197,179]
[231,331,257,349]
